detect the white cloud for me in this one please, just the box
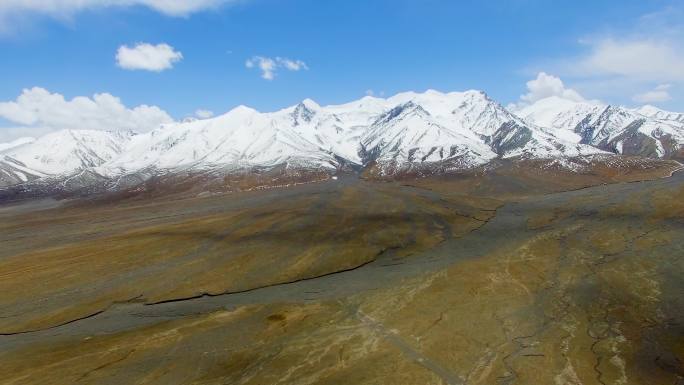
[0,1,241,34]
[521,72,585,104]
[0,87,173,140]
[195,109,214,119]
[245,56,308,80]
[0,0,235,27]
[574,38,684,83]
[633,84,673,103]
[278,58,308,71]
[509,72,587,110]
[246,56,277,80]
[116,43,183,72]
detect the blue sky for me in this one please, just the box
[0,0,683,140]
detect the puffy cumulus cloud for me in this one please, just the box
[509,72,586,110]
[633,84,673,104]
[521,72,586,104]
[245,56,308,80]
[195,109,214,119]
[116,43,183,72]
[0,87,174,140]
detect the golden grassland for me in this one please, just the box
[0,179,496,334]
[0,164,682,385]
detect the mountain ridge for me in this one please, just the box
[1,90,682,196]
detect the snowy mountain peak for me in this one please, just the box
[515,96,602,131]
[291,100,318,125]
[300,98,320,109]
[373,101,429,126]
[226,105,259,116]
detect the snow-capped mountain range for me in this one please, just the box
[516,96,684,159]
[1,90,682,191]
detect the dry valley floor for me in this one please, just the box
[0,163,683,385]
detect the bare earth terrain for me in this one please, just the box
[0,161,682,385]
